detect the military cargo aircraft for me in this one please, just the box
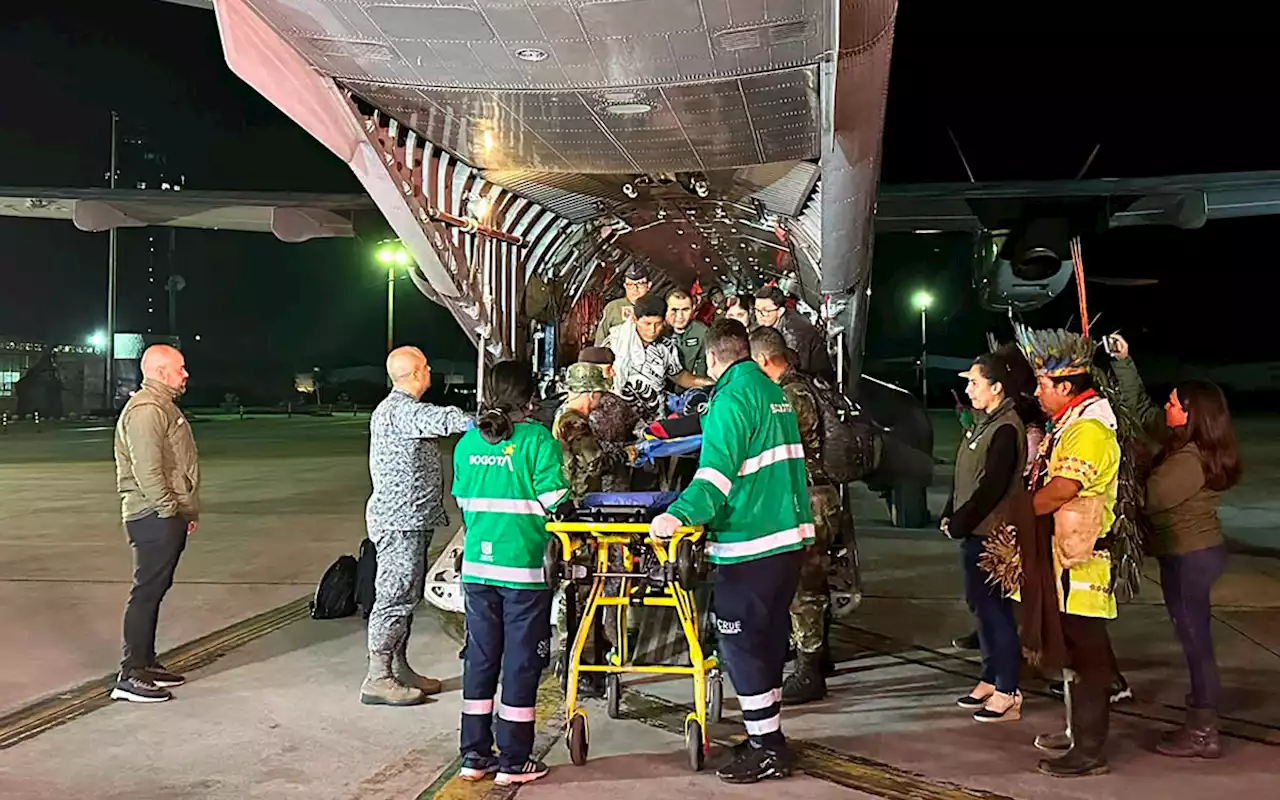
[8,0,1280,527]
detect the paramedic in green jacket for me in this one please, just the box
[649,319,814,785]
[452,361,570,787]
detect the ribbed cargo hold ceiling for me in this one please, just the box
[241,0,825,172]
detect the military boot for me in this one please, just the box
[361,652,426,706]
[393,617,442,695]
[1038,682,1109,777]
[1156,707,1222,759]
[782,652,827,705]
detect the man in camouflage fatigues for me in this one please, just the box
[363,347,472,707]
[750,327,839,703]
[576,347,643,492]
[551,363,618,695]
[553,363,612,495]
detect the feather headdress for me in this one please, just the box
[1012,323,1096,378]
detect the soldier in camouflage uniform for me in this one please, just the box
[362,347,472,706]
[577,348,643,492]
[553,364,612,495]
[750,327,840,703]
[550,363,616,694]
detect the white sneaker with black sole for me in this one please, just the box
[110,673,172,703]
[494,759,549,786]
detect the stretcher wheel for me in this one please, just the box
[686,719,705,772]
[543,536,563,589]
[706,670,723,724]
[605,674,622,719]
[675,538,704,589]
[567,712,589,766]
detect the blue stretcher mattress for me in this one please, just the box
[579,491,679,511]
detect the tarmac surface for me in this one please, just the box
[0,412,1277,799]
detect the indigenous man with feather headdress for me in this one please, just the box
[1016,324,1121,779]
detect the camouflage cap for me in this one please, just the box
[564,362,609,394]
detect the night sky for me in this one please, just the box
[1,2,1275,394]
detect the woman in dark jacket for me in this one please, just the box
[942,349,1028,722]
[1109,334,1241,759]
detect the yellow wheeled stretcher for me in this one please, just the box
[544,495,723,772]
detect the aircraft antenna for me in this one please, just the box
[1075,143,1102,180]
[946,127,977,184]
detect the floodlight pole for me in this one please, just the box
[105,110,119,409]
[920,305,928,404]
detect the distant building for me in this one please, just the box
[115,124,187,337]
[0,338,105,417]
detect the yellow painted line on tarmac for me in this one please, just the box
[622,689,1020,800]
[791,740,1018,800]
[418,673,565,800]
[839,624,1280,747]
[0,596,311,749]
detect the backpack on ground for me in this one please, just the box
[795,373,878,484]
[355,537,378,619]
[310,554,359,619]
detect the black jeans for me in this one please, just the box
[961,536,1021,694]
[1061,613,1114,689]
[1159,545,1227,710]
[121,513,188,674]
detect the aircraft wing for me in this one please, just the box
[0,187,373,242]
[873,170,1280,233]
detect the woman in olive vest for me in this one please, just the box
[1109,334,1240,759]
[942,349,1029,722]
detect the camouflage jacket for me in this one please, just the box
[779,368,829,485]
[365,389,471,532]
[554,407,608,497]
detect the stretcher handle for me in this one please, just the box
[545,521,703,539]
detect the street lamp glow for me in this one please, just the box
[376,242,413,268]
[912,290,934,311]
[88,331,107,349]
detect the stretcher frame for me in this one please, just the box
[546,520,722,772]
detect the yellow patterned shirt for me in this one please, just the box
[1049,418,1120,534]
[1049,415,1120,619]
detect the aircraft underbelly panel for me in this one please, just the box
[344,70,820,174]
[209,0,898,375]
[235,0,830,172]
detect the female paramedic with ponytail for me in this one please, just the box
[452,361,570,786]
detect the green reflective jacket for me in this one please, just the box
[667,360,815,565]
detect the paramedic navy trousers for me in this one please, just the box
[713,548,803,750]
[460,583,553,769]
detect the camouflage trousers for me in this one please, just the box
[790,485,841,655]
[367,529,429,655]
